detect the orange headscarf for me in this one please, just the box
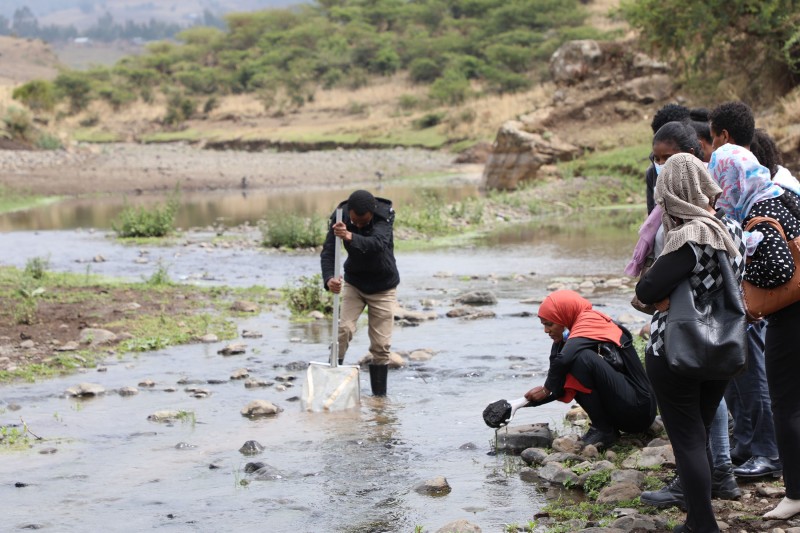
[537,290,622,346]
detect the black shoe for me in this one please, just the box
[733,456,782,478]
[640,476,686,510]
[368,364,388,396]
[712,463,741,499]
[579,426,619,450]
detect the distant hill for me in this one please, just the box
[1,1,302,29]
[0,36,60,85]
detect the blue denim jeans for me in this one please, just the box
[724,320,779,458]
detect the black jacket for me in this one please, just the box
[320,197,400,294]
[543,326,656,424]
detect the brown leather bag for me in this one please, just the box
[742,216,800,320]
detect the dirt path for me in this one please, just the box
[0,142,469,196]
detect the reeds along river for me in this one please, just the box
[0,189,647,531]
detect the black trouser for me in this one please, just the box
[646,351,727,533]
[570,350,653,434]
[766,300,800,500]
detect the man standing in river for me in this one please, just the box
[320,189,400,396]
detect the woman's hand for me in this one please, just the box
[525,385,550,402]
[654,297,670,313]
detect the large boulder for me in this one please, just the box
[481,121,579,190]
[549,39,603,85]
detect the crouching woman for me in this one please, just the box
[525,290,657,449]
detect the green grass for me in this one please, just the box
[0,186,60,215]
[72,129,123,143]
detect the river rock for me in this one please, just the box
[415,476,451,496]
[307,310,324,319]
[536,462,578,485]
[55,341,79,351]
[394,306,437,322]
[79,328,117,347]
[358,352,406,368]
[65,382,106,397]
[551,434,582,454]
[408,349,435,361]
[454,290,497,306]
[463,309,496,320]
[611,468,644,488]
[175,442,197,450]
[241,330,263,338]
[230,368,249,380]
[435,519,481,533]
[621,444,675,469]
[138,379,156,387]
[241,400,282,418]
[218,343,246,355]
[596,481,643,504]
[520,447,548,466]
[239,440,265,456]
[231,300,259,313]
[244,378,272,388]
[147,410,181,422]
[283,361,308,371]
[495,423,553,454]
[20,340,35,349]
[198,333,218,343]
[118,386,139,396]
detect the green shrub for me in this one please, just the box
[112,191,180,238]
[24,257,50,280]
[429,70,470,105]
[397,94,420,111]
[12,80,58,112]
[97,85,137,111]
[412,112,446,130]
[164,93,196,126]
[259,212,325,248]
[409,57,441,83]
[54,72,92,114]
[284,274,333,316]
[35,132,63,150]
[3,106,35,141]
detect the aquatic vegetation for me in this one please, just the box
[283,274,332,317]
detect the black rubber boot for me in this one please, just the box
[368,364,388,396]
[712,463,742,499]
[640,476,686,510]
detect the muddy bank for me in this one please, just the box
[0,143,471,196]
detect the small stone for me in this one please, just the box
[198,334,218,343]
[240,400,282,418]
[20,340,35,349]
[415,476,451,495]
[218,343,246,356]
[118,387,139,396]
[230,368,249,380]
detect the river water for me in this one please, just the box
[0,187,647,532]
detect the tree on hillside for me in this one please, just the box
[619,0,800,101]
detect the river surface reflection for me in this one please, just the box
[0,182,480,232]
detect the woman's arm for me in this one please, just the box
[635,243,696,304]
[745,221,795,288]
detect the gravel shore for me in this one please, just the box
[0,143,466,196]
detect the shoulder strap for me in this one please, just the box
[745,216,786,240]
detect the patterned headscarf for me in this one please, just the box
[656,153,741,260]
[709,143,783,223]
[537,290,622,345]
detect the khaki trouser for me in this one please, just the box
[338,283,396,365]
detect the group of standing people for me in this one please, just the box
[518,101,800,532]
[317,101,800,532]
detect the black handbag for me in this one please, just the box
[598,341,626,373]
[664,249,748,380]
